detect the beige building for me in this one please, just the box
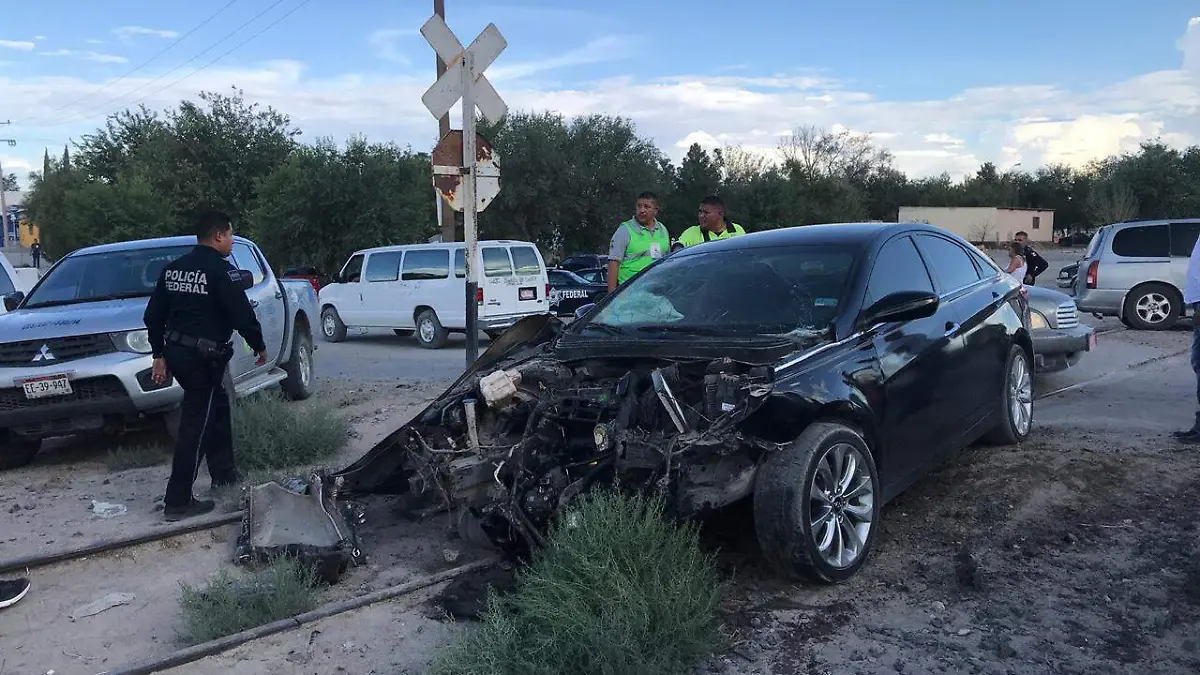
[897,206,1054,244]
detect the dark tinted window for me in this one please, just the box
[364,251,402,282]
[230,242,266,285]
[401,249,450,280]
[1170,222,1200,257]
[454,249,465,278]
[482,247,512,277]
[548,270,574,286]
[866,236,934,306]
[510,246,541,275]
[342,254,364,283]
[914,235,982,293]
[1111,225,1168,257]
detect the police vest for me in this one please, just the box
[617,220,670,285]
[677,222,745,248]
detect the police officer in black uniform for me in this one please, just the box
[143,210,268,521]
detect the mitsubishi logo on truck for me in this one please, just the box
[31,344,56,362]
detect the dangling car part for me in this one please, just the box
[334,222,1035,583]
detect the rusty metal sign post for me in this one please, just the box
[421,15,508,365]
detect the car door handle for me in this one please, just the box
[944,321,959,336]
[249,299,259,308]
[275,290,283,299]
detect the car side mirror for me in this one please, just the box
[574,303,596,321]
[861,290,939,327]
[3,291,24,312]
[228,269,254,291]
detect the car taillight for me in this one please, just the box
[475,287,484,305]
[1085,260,1099,289]
[545,283,550,298]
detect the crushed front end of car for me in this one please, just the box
[333,314,816,556]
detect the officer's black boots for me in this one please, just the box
[164,498,216,521]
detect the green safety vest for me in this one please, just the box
[617,219,671,285]
[676,222,746,248]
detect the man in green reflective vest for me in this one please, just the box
[675,195,746,248]
[606,191,671,292]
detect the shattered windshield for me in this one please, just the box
[25,246,193,308]
[581,244,857,337]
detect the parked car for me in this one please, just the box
[574,266,608,285]
[1070,219,1200,330]
[1025,285,1095,372]
[335,222,1033,583]
[557,254,608,272]
[281,266,329,294]
[318,240,551,349]
[0,235,319,470]
[1057,261,1078,289]
[547,269,607,317]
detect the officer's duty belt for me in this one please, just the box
[164,330,231,358]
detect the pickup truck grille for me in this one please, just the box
[0,375,127,412]
[1056,301,1079,329]
[0,334,116,367]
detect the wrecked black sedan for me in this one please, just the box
[335,222,1033,583]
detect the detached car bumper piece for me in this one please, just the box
[1032,324,1096,373]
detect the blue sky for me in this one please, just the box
[1,0,1198,185]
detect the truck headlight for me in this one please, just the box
[1029,310,1050,330]
[113,329,153,354]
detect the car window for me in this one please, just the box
[866,236,934,307]
[510,246,541,276]
[1170,222,1200,257]
[454,249,466,278]
[1086,229,1105,258]
[230,242,266,285]
[548,270,573,285]
[364,252,402,283]
[1111,224,1169,258]
[342,254,364,283]
[482,247,513,277]
[24,246,193,308]
[913,234,982,294]
[402,249,450,281]
[0,266,15,296]
[585,245,856,335]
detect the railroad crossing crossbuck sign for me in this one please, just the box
[420,16,508,124]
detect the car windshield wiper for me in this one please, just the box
[633,324,731,336]
[578,322,629,336]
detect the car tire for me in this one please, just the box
[1123,283,1181,331]
[393,329,414,337]
[415,309,449,349]
[982,343,1034,446]
[0,436,41,470]
[281,330,314,401]
[753,421,881,583]
[321,307,347,343]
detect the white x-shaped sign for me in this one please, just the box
[421,16,508,124]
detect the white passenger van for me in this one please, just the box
[317,240,551,349]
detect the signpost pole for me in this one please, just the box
[461,49,480,365]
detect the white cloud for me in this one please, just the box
[85,39,106,45]
[367,29,417,66]
[0,40,35,51]
[38,49,128,64]
[5,18,1199,186]
[113,26,179,40]
[486,35,635,82]
[33,36,46,41]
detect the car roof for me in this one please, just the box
[354,240,537,256]
[669,222,944,257]
[67,235,254,257]
[1105,218,1200,229]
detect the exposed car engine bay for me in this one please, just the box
[348,352,782,556]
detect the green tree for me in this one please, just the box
[1,173,17,191]
[665,143,722,226]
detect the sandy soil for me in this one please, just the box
[3,332,1199,675]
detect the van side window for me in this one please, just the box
[510,246,541,276]
[231,242,266,285]
[1170,222,1200,257]
[341,254,365,283]
[0,266,15,296]
[402,250,450,280]
[454,249,465,278]
[364,252,402,282]
[1112,225,1169,257]
[482,247,513,277]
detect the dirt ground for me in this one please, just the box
[3,328,1199,675]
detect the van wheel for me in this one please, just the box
[321,307,347,342]
[1123,283,1181,330]
[282,331,314,400]
[754,422,881,583]
[415,309,449,349]
[0,436,41,470]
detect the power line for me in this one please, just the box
[40,0,294,128]
[33,0,243,121]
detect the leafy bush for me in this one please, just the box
[177,554,321,645]
[104,442,170,472]
[232,391,348,472]
[428,490,724,675]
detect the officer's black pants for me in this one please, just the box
[163,344,237,508]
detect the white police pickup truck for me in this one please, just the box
[0,235,319,469]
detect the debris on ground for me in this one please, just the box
[89,500,127,518]
[70,592,135,620]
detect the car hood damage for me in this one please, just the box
[333,314,825,556]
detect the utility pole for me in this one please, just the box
[434,0,456,243]
[0,121,13,252]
